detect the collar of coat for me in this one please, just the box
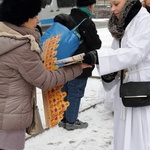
[108,0,142,40]
[0,22,41,54]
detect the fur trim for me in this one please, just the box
[0,22,40,53]
[108,0,140,40]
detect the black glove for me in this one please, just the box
[101,72,118,83]
[83,51,98,65]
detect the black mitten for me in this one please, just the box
[83,51,98,65]
[101,72,118,83]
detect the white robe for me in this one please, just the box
[97,7,150,150]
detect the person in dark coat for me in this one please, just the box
[54,0,102,130]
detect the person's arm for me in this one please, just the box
[17,50,91,90]
[84,14,150,76]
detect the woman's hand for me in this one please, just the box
[80,63,92,69]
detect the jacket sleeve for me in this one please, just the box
[18,50,83,90]
[97,13,150,76]
[80,19,102,50]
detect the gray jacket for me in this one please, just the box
[0,22,82,130]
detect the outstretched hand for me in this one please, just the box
[81,63,92,69]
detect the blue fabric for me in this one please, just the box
[62,77,88,123]
[40,18,54,25]
[40,22,81,60]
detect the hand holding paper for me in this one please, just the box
[55,53,85,67]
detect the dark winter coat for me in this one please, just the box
[54,8,102,78]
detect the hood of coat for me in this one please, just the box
[54,13,76,30]
[0,22,41,56]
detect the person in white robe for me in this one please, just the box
[83,0,150,149]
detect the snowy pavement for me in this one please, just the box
[25,78,114,150]
[25,27,114,150]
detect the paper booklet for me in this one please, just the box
[55,53,85,67]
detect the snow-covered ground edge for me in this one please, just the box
[25,78,114,150]
[25,27,114,150]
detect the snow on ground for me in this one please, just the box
[25,25,114,150]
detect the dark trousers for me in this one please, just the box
[62,77,88,123]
